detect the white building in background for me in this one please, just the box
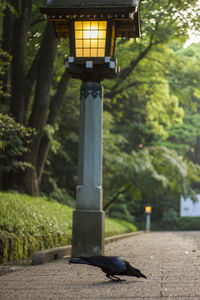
[184,0,200,48]
[180,195,200,217]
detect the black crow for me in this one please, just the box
[69,255,147,282]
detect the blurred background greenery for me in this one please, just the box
[1,0,200,234]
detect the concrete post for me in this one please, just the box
[146,213,151,232]
[71,82,105,257]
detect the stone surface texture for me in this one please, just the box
[1,231,200,299]
[72,82,104,257]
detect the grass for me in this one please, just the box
[0,191,136,238]
[0,192,73,236]
[0,191,137,262]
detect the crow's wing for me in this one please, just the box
[69,257,92,265]
[79,256,127,273]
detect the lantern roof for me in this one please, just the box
[41,0,140,40]
[41,0,139,15]
[45,0,139,9]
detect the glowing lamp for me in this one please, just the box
[145,206,152,214]
[41,0,140,81]
[74,21,108,58]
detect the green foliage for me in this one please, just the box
[178,217,200,231]
[0,191,136,237]
[0,192,73,236]
[155,114,200,155]
[0,114,36,174]
[156,214,200,231]
[104,45,185,151]
[0,232,71,264]
[103,111,128,200]
[0,0,16,16]
[0,191,136,262]
[43,124,61,154]
[161,208,179,230]
[49,187,75,207]
[156,43,200,162]
[145,84,184,139]
[0,49,11,105]
[1,0,200,231]
[105,218,137,237]
[137,216,200,231]
[105,145,200,225]
[25,1,47,72]
[140,0,198,42]
[40,78,80,196]
[108,196,135,224]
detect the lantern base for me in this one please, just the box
[71,209,105,257]
[65,57,119,81]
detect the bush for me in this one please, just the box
[161,208,179,230]
[49,187,75,207]
[108,202,135,224]
[0,232,71,263]
[105,218,137,237]
[0,113,36,190]
[178,217,200,231]
[0,191,137,262]
[0,192,73,236]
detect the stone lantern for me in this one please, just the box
[41,0,140,256]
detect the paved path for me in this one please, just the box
[1,231,200,299]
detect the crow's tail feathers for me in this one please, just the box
[69,257,92,266]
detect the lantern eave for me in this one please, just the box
[44,0,139,9]
[40,0,141,81]
[40,7,138,16]
[41,0,139,15]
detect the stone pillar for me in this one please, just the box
[146,214,151,232]
[71,82,105,257]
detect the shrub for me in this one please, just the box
[178,217,200,231]
[0,191,137,262]
[161,208,179,230]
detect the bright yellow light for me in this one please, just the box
[145,206,152,214]
[82,24,98,39]
[74,21,107,57]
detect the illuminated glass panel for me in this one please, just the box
[145,206,152,213]
[74,21,107,57]
[111,25,115,57]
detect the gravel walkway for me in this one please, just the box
[1,231,200,299]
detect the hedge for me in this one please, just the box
[0,192,137,263]
[0,232,71,263]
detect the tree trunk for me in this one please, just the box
[37,69,71,184]
[2,0,17,54]
[10,0,32,124]
[193,136,200,164]
[24,49,41,123]
[23,21,58,195]
[1,0,17,103]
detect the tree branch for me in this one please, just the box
[109,39,154,99]
[24,48,41,123]
[24,21,58,195]
[103,183,132,211]
[37,69,71,183]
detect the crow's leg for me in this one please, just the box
[106,274,125,282]
[112,275,126,282]
[106,273,118,281]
